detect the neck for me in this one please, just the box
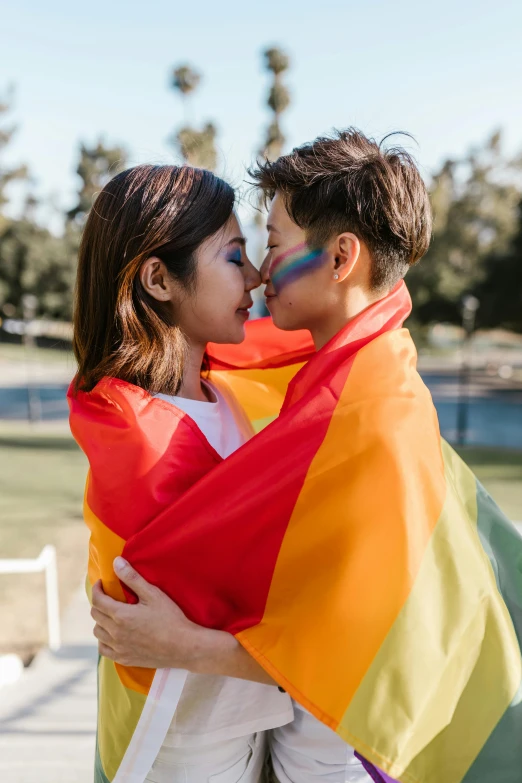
[310,285,385,351]
[176,340,209,401]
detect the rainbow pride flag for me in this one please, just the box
[69,283,522,783]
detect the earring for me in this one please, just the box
[333,274,339,280]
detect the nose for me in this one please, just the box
[244,257,262,291]
[260,255,271,285]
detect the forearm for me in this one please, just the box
[180,624,277,686]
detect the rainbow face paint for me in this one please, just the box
[269,242,327,292]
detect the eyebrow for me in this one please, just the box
[224,236,246,248]
[266,224,279,233]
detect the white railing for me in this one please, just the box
[0,545,61,651]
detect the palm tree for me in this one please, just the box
[172,65,201,124]
[169,63,217,171]
[67,139,127,223]
[251,47,292,316]
[261,47,291,162]
[176,123,217,172]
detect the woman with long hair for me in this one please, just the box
[70,163,294,783]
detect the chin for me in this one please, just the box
[269,309,302,332]
[229,332,246,344]
[211,327,246,345]
[266,296,302,332]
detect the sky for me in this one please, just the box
[2,0,522,228]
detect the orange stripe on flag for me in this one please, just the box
[238,330,446,725]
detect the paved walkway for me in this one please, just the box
[0,588,97,783]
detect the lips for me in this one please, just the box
[236,302,253,319]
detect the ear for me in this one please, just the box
[330,233,361,282]
[140,257,176,303]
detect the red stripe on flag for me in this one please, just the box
[122,358,354,632]
[68,378,221,541]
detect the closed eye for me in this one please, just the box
[227,249,244,267]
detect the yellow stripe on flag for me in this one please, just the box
[210,364,305,423]
[341,440,520,782]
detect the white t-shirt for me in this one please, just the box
[154,379,249,459]
[153,379,294,747]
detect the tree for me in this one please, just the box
[249,47,292,317]
[170,63,217,171]
[0,104,128,320]
[176,122,218,172]
[407,131,522,325]
[0,211,75,320]
[476,199,522,332]
[67,139,127,224]
[43,139,128,317]
[260,47,291,162]
[172,65,201,114]
[0,87,28,228]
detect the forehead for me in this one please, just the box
[267,192,304,241]
[222,212,242,238]
[213,213,244,249]
[198,212,244,260]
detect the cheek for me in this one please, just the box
[199,267,243,309]
[186,269,245,336]
[271,276,333,330]
[276,275,321,310]
[271,246,327,295]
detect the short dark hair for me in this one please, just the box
[250,128,432,291]
[73,164,234,395]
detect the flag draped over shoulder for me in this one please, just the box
[68,308,315,783]
[69,282,522,783]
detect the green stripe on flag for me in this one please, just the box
[463,480,522,782]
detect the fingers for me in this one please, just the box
[91,582,131,634]
[90,605,117,640]
[93,623,114,646]
[113,557,157,603]
[90,606,111,626]
[98,642,117,661]
[91,580,121,615]
[90,596,112,626]
[95,628,135,667]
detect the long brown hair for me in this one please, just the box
[72,164,235,395]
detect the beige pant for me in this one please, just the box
[270,704,373,783]
[144,732,266,783]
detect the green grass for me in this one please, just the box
[0,429,87,551]
[0,426,89,655]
